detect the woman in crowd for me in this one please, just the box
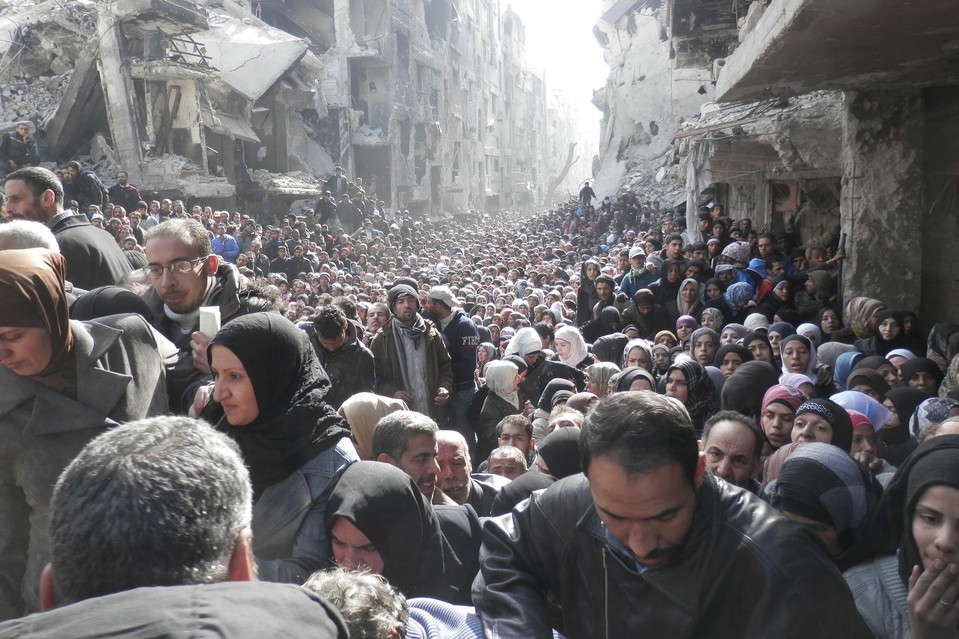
[743,331,775,365]
[791,398,854,454]
[844,436,959,639]
[665,359,718,434]
[326,461,479,604]
[475,342,496,383]
[552,325,591,370]
[856,310,908,358]
[766,442,883,571]
[902,358,945,396]
[689,327,720,367]
[208,312,358,583]
[337,392,408,460]
[817,306,844,344]
[663,277,704,327]
[478,360,522,462]
[622,338,654,373]
[614,366,657,392]
[0,248,177,614]
[715,343,753,379]
[759,384,807,456]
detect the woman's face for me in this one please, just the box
[850,424,877,457]
[791,413,833,445]
[719,352,743,379]
[882,398,900,428]
[774,284,790,302]
[768,332,784,354]
[904,314,917,335]
[701,312,720,331]
[676,325,693,340]
[554,338,572,360]
[749,339,773,364]
[720,329,739,346]
[210,345,259,426]
[681,282,698,304]
[666,265,680,284]
[712,222,725,237]
[331,517,385,574]
[0,326,53,377]
[909,372,939,395]
[705,283,721,300]
[911,484,959,571]
[477,349,489,366]
[820,309,840,334]
[782,340,811,373]
[586,376,603,397]
[693,336,716,366]
[879,317,901,341]
[625,347,648,370]
[585,263,599,280]
[653,349,670,369]
[489,325,500,341]
[665,369,688,404]
[762,403,795,448]
[656,333,676,347]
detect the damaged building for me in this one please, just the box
[0,0,589,216]
[594,0,959,319]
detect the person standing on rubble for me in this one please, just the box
[107,171,142,214]
[0,122,39,174]
[64,160,108,211]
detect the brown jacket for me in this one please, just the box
[369,317,453,422]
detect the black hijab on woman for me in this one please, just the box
[883,435,959,585]
[537,427,582,479]
[614,366,657,393]
[327,461,470,602]
[667,359,718,434]
[208,312,350,501]
[879,387,929,465]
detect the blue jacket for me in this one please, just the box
[440,309,479,386]
[211,234,240,263]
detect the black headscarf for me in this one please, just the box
[208,312,350,501]
[867,310,906,357]
[70,285,152,321]
[490,472,556,516]
[538,378,576,412]
[591,332,629,364]
[714,344,753,369]
[720,361,780,420]
[326,461,457,600]
[884,435,959,585]
[901,357,944,388]
[614,367,656,393]
[667,359,718,434]
[795,398,853,453]
[537,427,582,479]
[742,332,774,364]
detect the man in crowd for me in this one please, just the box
[370,284,453,421]
[63,161,107,211]
[425,286,479,439]
[486,446,527,480]
[3,166,131,289]
[211,222,240,263]
[309,305,374,409]
[0,122,39,173]
[436,430,505,517]
[0,416,348,638]
[473,392,872,638]
[142,218,274,412]
[372,411,449,505]
[107,171,141,213]
[700,410,763,492]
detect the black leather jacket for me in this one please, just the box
[473,472,872,639]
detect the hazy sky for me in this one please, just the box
[507,0,607,141]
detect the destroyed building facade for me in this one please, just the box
[594,0,959,320]
[0,0,590,215]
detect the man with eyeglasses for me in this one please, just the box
[143,218,275,413]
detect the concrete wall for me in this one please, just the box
[840,88,924,311]
[921,85,959,323]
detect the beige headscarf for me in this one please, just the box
[338,392,408,459]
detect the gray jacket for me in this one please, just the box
[0,315,176,620]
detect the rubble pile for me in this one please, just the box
[0,71,71,125]
[252,169,324,196]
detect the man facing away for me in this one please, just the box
[473,392,872,639]
[0,415,348,638]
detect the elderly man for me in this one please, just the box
[372,410,452,505]
[486,446,527,480]
[3,167,130,289]
[700,410,763,492]
[473,392,872,638]
[370,283,453,421]
[436,430,506,517]
[0,416,348,638]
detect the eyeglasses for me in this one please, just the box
[144,257,206,279]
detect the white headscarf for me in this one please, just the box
[554,325,588,367]
[505,327,543,359]
[485,360,520,408]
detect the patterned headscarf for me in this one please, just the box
[910,397,959,438]
[795,398,853,453]
[724,282,755,311]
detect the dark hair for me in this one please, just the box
[664,232,683,245]
[533,321,554,342]
[496,414,533,439]
[702,410,763,460]
[314,306,348,340]
[145,218,212,257]
[5,166,64,206]
[333,297,358,320]
[372,411,438,461]
[49,416,251,604]
[580,393,698,484]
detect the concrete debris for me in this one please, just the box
[251,169,323,197]
[0,71,71,125]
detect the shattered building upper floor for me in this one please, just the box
[0,0,592,216]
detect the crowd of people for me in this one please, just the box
[0,163,958,638]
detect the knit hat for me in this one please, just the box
[387,284,419,310]
[744,313,770,333]
[721,241,751,266]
